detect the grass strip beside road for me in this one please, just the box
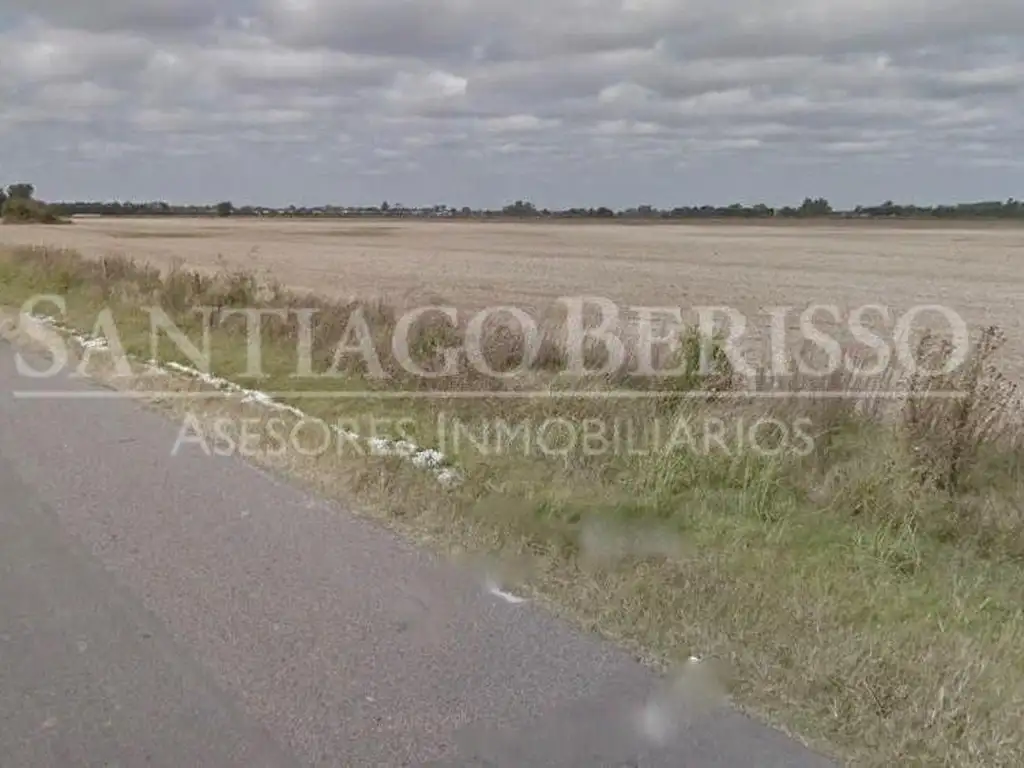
[2,245,1024,766]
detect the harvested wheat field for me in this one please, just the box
[3,216,1024,373]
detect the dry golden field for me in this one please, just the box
[3,215,1023,372]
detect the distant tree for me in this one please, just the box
[215,201,234,217]
[7,183,35,201]
[503,199,538,217]
[2,181,52,222]
[2,197,62,224]
[798,197,832,217]
[0,186,6,211]
[380,200,390,213]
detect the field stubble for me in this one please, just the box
[2,216,1023,356]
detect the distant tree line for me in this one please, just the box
[850,199,1024,219]
[14,187,1024,221]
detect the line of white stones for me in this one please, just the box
[30,314,464,488]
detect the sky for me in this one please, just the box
[1,0,1022,209]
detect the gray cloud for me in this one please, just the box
[4,0,242,35]
[2,0,1023,206]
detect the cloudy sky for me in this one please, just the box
[2,1,1022,208]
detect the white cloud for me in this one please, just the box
[1,0,1023,206]
[389,70,468,100]
[73,140,142,162]
[481,114,560,132]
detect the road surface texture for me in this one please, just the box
[0,340,835,767]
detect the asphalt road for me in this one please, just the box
[0,339,835,767]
